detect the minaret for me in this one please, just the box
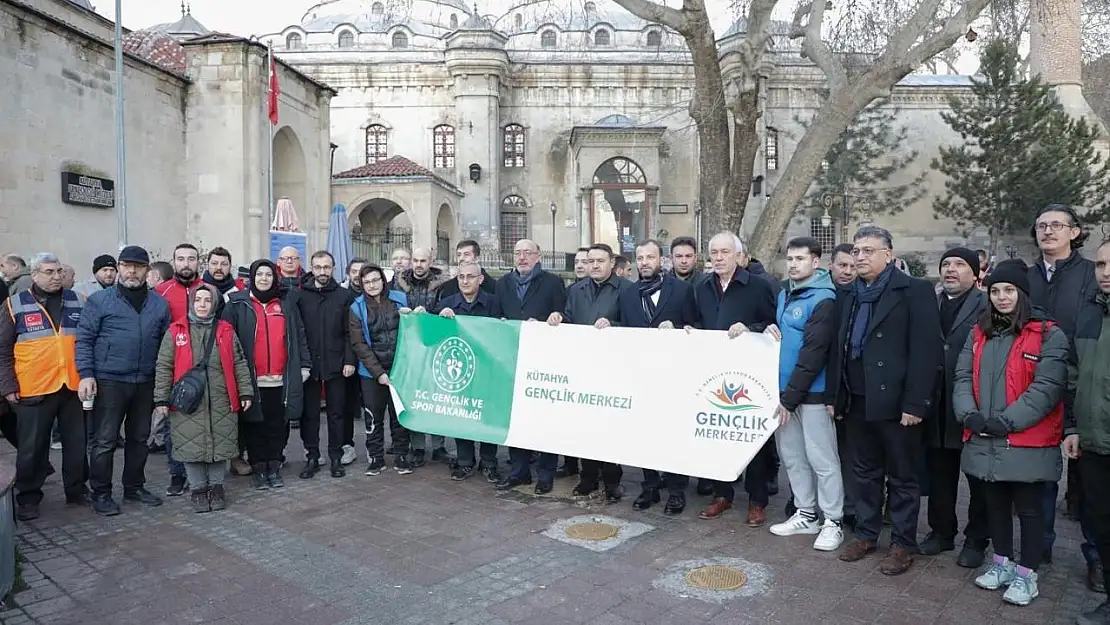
[1028,0,1108,137]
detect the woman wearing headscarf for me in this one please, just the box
[154,284,253,513]
[223,260,311,490]
[953,260,1070,607]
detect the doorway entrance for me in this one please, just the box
[589,157,648,255]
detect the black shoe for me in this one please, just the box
[664,494,686,515]
[330,459,346,478]
[17,503,40,521]
[65,493,90,506]
[572,481,598,497]
[696,480,714,496]
[555,464,578,478]
[1090,562,1107,594]
[431,447,453,464]
[495,476,531,491]
[209,485,227,511]
[919,532,956,556]
[267,460,285,488]
[481,467,501,484]
[91,494,121,516]
[1077,600,1110,625]
[252,470,270,490]
[633,489,660,511]
[534,481,553,495]
[46,462,56,477]
[393,455,414,475]
[148,443,166,454]
[191,487,211,514]
[1043,548,1053,565]
[123,488,163,507]
[605,487,623,504]
[299,457,320,479]
[290,419,300,429]
[165,474,188,497]
[784,497,797,518]
[411,449,427,468]
[451,465,475,481]
[956,545,985,569]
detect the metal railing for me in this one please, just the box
[351,229,413,266]
[479,251,575,273]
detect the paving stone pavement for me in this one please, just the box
[0,435,1103,625]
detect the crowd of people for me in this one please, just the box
[1,201,1109,623]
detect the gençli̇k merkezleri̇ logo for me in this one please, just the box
[432,336,477,394]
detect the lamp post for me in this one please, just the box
[819,188,874,242]
[550,201,557,266]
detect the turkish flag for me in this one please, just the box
[268,56,280,126]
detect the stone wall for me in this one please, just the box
[0,0,188,275]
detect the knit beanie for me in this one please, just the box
[983,259,1030,295]
[939,247,980,277]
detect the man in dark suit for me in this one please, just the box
[828,226,942,576]
[619,239,698,514]
[493,238,566,495]
[921,247,990,568]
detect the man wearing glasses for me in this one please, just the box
[1026,204,1101,590]
[826,226,942,576]
[277,247,303,290]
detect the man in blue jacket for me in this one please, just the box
[763,237,844,552]
[76,246,171,516]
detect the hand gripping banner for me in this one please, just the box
[389,314,781,481]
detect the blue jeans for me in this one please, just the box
[1044,479,1100,564]
[165,416,185,478]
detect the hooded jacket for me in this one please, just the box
[395,267,449,311]
[775,269,837,411]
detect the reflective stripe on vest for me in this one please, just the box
[7,290,82,396]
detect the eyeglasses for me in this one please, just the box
[1035,221,1074,233]
[278,256,299,262]
[850,247,889,258]
[364,277,383,285]
[513,250,538,257]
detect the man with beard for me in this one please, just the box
[343,258,367,292]
[277,246,304,290]
[555,245,593,481]
[669,236,701,283]
[394,246,450,465]
[548,243,631,503]
[618,239,698,514]
[202,247,241,309]
[74,255,118,300]
[155,244,202,322]
[439,241,495,299]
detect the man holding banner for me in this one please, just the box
[692,232,777,525]
[493,239,566,494]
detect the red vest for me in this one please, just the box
[250,297,287,377]
[169,319,241,410]
[156,277,202,322]
[966,321,1063,448]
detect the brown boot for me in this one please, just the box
[838,538,878,562]
[746,504,767,528]
[698,497,732,519]
[879,545,914,575]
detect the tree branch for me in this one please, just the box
[790,0,848,90]
[884,0,993,75]
[736,0,778,68]
[886,0,945,55]
[609,0,689,32]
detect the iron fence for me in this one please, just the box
[478,250,575,273]
[436,231,450,263]
[351,229,413,266]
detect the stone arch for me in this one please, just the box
[348,194,414,264]
[434,201,462,262]
[273,126,307,225]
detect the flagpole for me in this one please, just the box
[267,43,275,232]
[114,0,128,249]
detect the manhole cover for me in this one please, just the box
[685,565,748,590]
[565,522,620,541]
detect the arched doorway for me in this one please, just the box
[590,157,648,255]
[350,198,413,264]
[434,203,460,263]
[273,127,307,223]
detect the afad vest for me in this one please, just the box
[7,290,83,397]
[169,319,241,410]
[966,321,1063,448]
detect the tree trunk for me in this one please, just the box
[729,85,762,244]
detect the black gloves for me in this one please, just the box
[965,412,1010,438]
[964,412,988,434]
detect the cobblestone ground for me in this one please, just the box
[0,431,1102,625]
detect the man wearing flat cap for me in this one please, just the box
[920,247,991,568]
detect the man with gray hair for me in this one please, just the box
[826,226,942,576]
[2,254,32,294]
[0,253,89,521]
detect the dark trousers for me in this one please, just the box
[836,418,857,517]
[237,421,247,457]
[343,375,360,448]
[561,456,579,472]
[925,447,989,548]
[360,376,408,461]
[579,459,622,488]
[1081,453,1110,589]
[88,380,153,496]
[0,407,16,447]
[983,480,1045,570]
[509,448,556,483]
[455,438,497,469]
[713,441,773,505]
[243,386,287,463]
[642,469,688,496]
[846,399,923,550]
[301,377,347,461]
[13,389,87,505]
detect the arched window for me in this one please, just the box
[503,124,525,168]
[365,125,388,165]
[593,157,646,184]
[514,13,523,29]
[594,29,610,46]
[392,31,408,48]
[646,30,661,46]
[433,125,455,168]
[450,14,458,29]
[499,195,530,259]
[371,2,384,15]
[338,30,355,48]
[540,30,556,47]
[286,33,303,49]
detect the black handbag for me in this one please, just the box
[169,325,217,415]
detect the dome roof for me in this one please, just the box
[298,0,470,35]
[496,0,652,33]
[122,30,187,74]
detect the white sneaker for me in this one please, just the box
[769,511,821,537]
[813,519,844,551]
[340,445,357,465]
[50,441,63,450]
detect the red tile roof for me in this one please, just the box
[334,155,454,188]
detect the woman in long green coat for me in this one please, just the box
[154,284,253,513]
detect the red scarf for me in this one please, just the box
[169,319,241,410]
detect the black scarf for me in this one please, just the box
[30,284,64,327]
[203,270,237,295]
[849,263,895,360]
[638,273,664,320]
[119,283,148,313]
[249,260,281,303]
[939,288,971,336]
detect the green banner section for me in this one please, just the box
[391,314,520,444]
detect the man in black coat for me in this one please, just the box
[619,239,698,515]
[493,238,566,494]
[692,232,777,526]
[296,251,358,479]
[828,226,942,576]
[438,240,495,300]
[921,247,990,568]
